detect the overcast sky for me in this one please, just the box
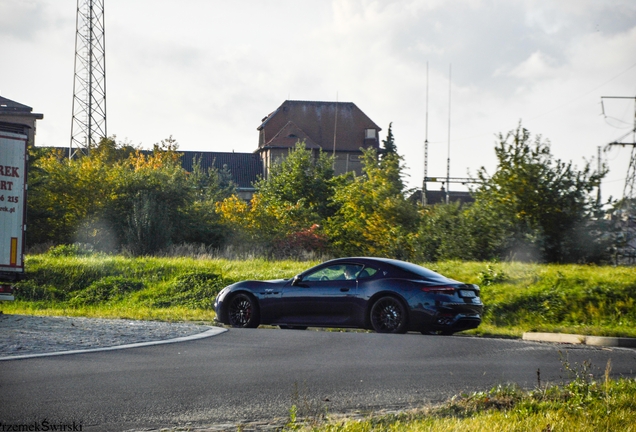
[2,0,636,200]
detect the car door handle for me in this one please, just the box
[340,288,350,292]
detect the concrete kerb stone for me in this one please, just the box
[523,332,636,348]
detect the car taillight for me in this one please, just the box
[421,286,456,293]
[0,285,14,294]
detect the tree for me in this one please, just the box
[381,122,397,156]
[27,136,234,254]
[175,156,236,247]
[414,202,476,262]
[216,142,334,255]
[255,141,335,221]
[470,123,608,262]
[27,138,127,248]
[326,147,419,258]
[103,138,190,254]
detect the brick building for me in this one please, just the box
[256,100,381,178]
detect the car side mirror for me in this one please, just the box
[291,275,302,286]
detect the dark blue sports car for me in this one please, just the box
[214,257,482,334]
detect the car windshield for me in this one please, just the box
[388,260,456,283]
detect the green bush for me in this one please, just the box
[46,244,94,257]
[151,270,225,309]
[23,259,122,294]
[15,279,67,301]
[69,276,144,306]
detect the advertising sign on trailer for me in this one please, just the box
[0,131,28,301]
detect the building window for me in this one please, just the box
[365,129,376,139]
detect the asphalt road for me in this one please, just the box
[2,328,636,431]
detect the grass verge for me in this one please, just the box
[284,360,636,431]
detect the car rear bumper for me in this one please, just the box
[432,313,481,332]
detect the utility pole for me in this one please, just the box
[604,96,636,200]
[603,95,636,263]
[70,0,107,158]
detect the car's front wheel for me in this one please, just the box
[227,293,260,328]
[370,296,408,333]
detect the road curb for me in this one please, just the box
[522,332,636,348]
[0,327,228,361]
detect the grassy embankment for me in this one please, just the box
[2,252,636,338]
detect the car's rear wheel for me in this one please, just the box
[370,296,408,333]
[227,293,260,328]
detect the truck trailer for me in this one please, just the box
[0,130,28,301]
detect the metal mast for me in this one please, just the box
[604,96,636,198]
[70,0,107,157]
[604,95,636,262]
[422,62,429,205]
[445,64,451,204]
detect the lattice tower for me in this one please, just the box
[604,95,636,262]
[70,0,107,157]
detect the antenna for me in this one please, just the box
[597,145,602,206]
[70,0,107,158]
[422,62,429,205]
[424,64,481,199]
[446,64,451,204]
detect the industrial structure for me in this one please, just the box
[604,95,636,262]
[70,0,107,157]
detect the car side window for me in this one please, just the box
[358,266,378,279]
[304,264,364,281]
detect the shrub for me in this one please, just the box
[69,276,144,306]
[151,270,225,309]
[15,280,67,301]
[46,244,94,257]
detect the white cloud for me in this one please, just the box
[509,51,559,80]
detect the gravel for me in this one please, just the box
[0,313,214,358]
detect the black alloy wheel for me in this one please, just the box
[227,293,260,328]
[370,296,408,333]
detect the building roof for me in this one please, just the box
[0,96,44,139]
[265,121,321,149]
[0,96,35,113]
[179,151,261,190]
[258,100,381,152]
